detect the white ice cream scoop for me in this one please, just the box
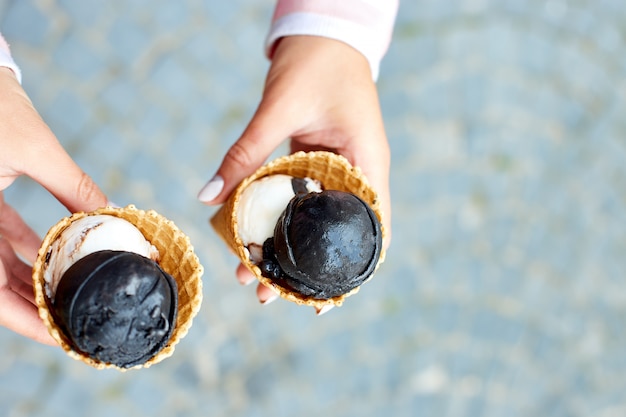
[236,174,321,262]
[44,214,158,299]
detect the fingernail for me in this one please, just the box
[197,175,224,202]
[107,200,120,208]
[238,275,256,286]
[315,305,334,316]
[260,293,278,305]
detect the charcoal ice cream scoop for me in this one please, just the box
[53,250,178,369]
[268,190,383,299]
[237,174,321,262]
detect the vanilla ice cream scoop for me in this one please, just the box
[44,215,159,299]
[236,174,321,262]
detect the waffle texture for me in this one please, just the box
[32,205,204,371]
[211,151,386,308]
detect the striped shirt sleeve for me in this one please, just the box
[265,0,399,81]
[0,33,21,83]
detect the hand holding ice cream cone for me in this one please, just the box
[198,37,392,308]
[209,152,386,312]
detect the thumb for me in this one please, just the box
[0,69,107,214]
[198,103,292,205]
[25,140,107,214]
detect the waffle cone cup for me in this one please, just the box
[32,205,204,371]
[210,151,386,309]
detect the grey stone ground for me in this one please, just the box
[1,0,626,416]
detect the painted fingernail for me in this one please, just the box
[315,305,334,316]
[197,175,224,202]
[260,293,278,305]
[238,275,256,286]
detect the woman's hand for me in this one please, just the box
[0,67,107,343]
[0,193,56,344]
[199,36,391,306]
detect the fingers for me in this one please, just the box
[236,263,256,286]
[26,141,107,213]
[0,193,41,264]
[237,264,333,314]
[256,283,278,305]
[235,263,278,304]
[0,71,107,214]
[0,242,56,346]
[198,107,293,205]
[0,287,57,346]
[0,238,35,300]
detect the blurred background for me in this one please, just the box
[1,0,626,416]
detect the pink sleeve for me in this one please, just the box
[0,33,22,83]
[265,0,399,80]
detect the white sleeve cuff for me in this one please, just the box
[0,43,22,84]
[265,5,397,81]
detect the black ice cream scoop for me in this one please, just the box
[264,190,383,299]
[52,250,178,368]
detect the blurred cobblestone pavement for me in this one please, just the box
[2,0,626,416]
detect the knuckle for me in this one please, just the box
[76,172,99,205]
[224,141,255,170]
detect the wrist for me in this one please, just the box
[265,1,399,81]
[0,45,21,84]
[0,66,18,81]
[272,35,372,82]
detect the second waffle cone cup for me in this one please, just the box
[32,205,204,371]
[210,151,386,308]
